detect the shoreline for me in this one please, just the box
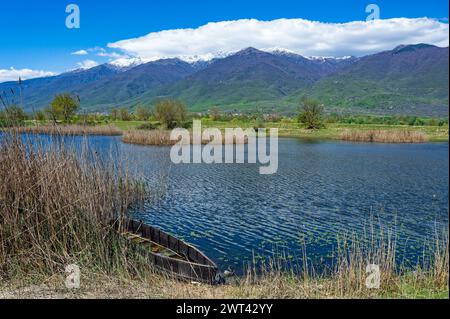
[3,121,449,143]
[1,266,448,299]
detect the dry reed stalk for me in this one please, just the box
[0,133,148,281]
[122,130,249,146]
[5,124,122,136]
[122,130,174,146]
[339,129,429,143]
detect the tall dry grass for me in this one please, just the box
[236,224,448,298]
[340,129,429,143]
[0,133,149,281]
[122,130,249,146]
[5,124,123,136]
[122,130,174,146]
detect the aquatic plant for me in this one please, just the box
[4,124,123,136]
[0,133,148,281]
[339,129,429,143]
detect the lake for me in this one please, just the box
[5,134,449,272]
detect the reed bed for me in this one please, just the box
[6,124,123,136]
[122,130,249,146]
[339,129,429,143]
[122,130,174,146]
[233,223,448,299]
[1,226,447,298]
[0,133,149,282]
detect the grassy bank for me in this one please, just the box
[118,120,449,143]
[3,124,122,136]
[339,129,429,143]
[199,120,448,142]
[1,267,448,299]
[11,119,449,143]
[1,231,448,299]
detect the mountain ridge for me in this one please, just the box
[0,44,448,116]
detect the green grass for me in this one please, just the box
[112,119,449,142]
[20,119,449,142]
[199,119,449,142]
[110,120,146,131]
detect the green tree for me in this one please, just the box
[209,107,221,121]
[35,110,46,122]
[298,97,324,129]
[135,105,152,121]
[119,108,132,121]
[46,93,80,123]
[110,108,119,121]
[154,99,187,129]
[0,105,27,126]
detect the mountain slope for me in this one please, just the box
[1,44,448,116]
[149,47,353,110]
[76,59,196,109]
[0,59,196,111]
[0,64,121,111]
[302,44,449,115]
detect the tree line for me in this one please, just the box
[0,92,189,129]
[1,92,447,129]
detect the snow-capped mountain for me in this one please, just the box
[0,44,447,116]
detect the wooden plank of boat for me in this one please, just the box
[121,231,185,259]
[111,218,219,284]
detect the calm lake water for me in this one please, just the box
[5,134,449,272]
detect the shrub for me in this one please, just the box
[137,122,158,130]
[119,108,132,121]
[154,99,187,129]
[135,105,152,121]
[0,105,27,127]
[298,97,324,129]
[45,93,80,123]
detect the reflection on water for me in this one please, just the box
[4,133,449,272]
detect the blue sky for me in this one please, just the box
[0,0,448,81]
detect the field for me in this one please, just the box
[107,119,449,143]
[8,115,447,143]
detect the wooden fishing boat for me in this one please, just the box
[111,218,220,284]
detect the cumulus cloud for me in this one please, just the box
[76,60,99,70]
[0,68,56,83]
[71,49,88,55]
[96,51,124,59]
[108,18,449,61]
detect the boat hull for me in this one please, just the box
[111,219,219,284]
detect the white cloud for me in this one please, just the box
[96,51,124,59]
[0,68,56,83]
[71,49,88,55]
[76,60,99,70]
[108,18,449,61]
